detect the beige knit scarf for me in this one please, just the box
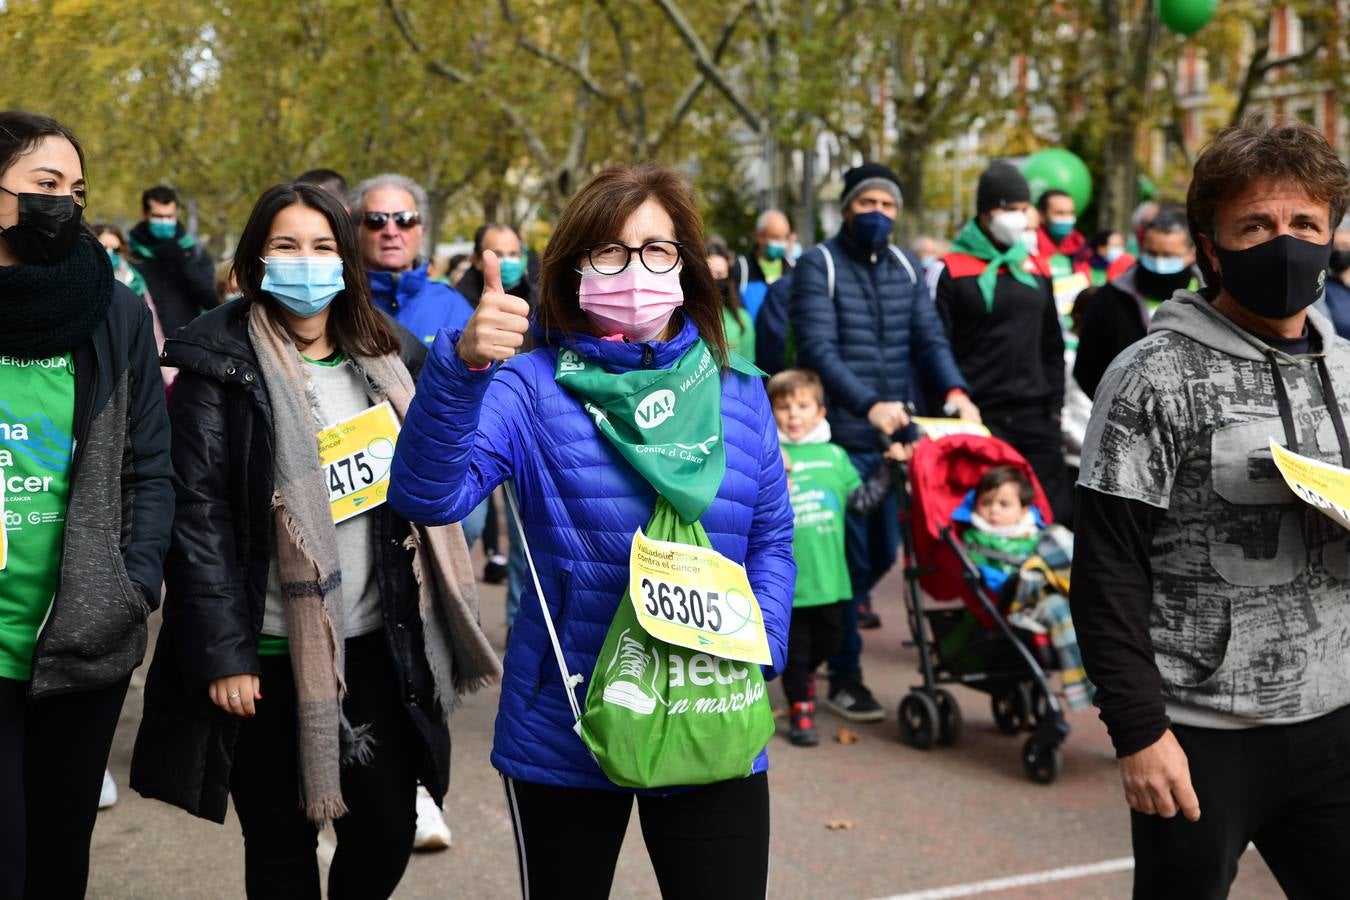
[248,309,500,823]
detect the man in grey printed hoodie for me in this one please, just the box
[1072,120,1350,899]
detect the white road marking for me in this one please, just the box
[874,857,1136,899]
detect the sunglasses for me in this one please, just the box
[360,210,421,231]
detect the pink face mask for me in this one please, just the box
[578,265,684,341]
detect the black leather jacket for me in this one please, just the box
[130,302,446,823]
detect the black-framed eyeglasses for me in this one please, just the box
[360,210,421,231]
[579,240,683,275]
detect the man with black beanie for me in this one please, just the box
[933,162,1071,523]
[791,162,977,722]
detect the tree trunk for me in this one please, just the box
[1098,0,1159,234]
[894,130,927,244]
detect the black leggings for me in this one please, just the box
[229,631,420,900]
[0,673,131,900]
[503,771,769,899]
[1132,704,1350,899]
[784,604,844,704]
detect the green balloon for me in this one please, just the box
[1137,172,1157,202]
[1156,0,1217,36]
[1021,148,1093,213]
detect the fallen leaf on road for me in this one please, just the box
[825,820,855,831]
[836,726,859,744]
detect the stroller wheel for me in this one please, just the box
[934,689,962,746]
[1022,737,1063,784]
[991,691,1026,735]
[898,691,940,750]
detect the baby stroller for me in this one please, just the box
[894,431,1071,784]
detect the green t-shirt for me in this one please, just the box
[722,306,755,362]
[0,353,75,681]
[759,257,784,284]
[784,442,861,608]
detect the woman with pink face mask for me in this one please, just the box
[389,163,794,898]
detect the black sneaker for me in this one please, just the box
[857,602,882,630]
[483,553,509,584]
[788,702,819,746]
[824,682,885,722]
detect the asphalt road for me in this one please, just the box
[90,563,1283,899]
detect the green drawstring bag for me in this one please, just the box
[577,498,774,789]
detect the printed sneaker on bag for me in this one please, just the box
[602,629,661,715]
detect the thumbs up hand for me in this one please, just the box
[458,250,532,369]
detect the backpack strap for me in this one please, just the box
[889,245,918,284]
[736,255,750,294]
[818,244,836,301]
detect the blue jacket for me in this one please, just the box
[367,263,474,346]
[388,318,796,791]
[789,227,967,452]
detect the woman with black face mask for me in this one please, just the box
[0,110,174,899]
[706,236,755,359]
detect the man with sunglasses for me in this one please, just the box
[350,173,473,348]
[349,172,476,852]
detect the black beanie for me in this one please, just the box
[841,163,903,210]
[977,162,1030,214]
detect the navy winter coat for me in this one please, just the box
[789,227,967,452]
[388,317,796,790]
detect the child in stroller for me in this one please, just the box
[897,432,1081,783]
[955,465,1092,712]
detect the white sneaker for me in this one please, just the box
[413,786,451,851]
[98,769,118,810]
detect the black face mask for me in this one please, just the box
[1215,234,1332,319]
[1330,249,1350,276]
[715,277,734,303]
[1134,266,1194,302]
[0,188,84,265]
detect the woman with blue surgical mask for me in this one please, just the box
[131,182,499,899]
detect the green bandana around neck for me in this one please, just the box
[555,338,732,523]
[951,218,1039,312]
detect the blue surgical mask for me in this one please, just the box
[1047,218,1076,241]
[789,243,803,262]
[106,248,121,268]
[148,217,178,241]
[764,241,788,261]
[1103,247,1124,264]
[260,256,345,317]
[1139,253,1187,276]
[498,256,524,290]
[850,211,894,248]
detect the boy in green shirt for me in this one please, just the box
[769,369,897,745]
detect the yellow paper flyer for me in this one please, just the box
[317,402,401,524]
[1269,439,1350,531]
[628,530,772,665]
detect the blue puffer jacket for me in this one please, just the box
[367,263,474,346]
[790,226,967,452]
[388,317,796,791]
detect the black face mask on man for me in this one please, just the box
[1134,265,1195,302]
[0,187,84,265]
[1215,233,1332,319]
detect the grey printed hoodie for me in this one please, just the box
[1079,291,1350,728]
